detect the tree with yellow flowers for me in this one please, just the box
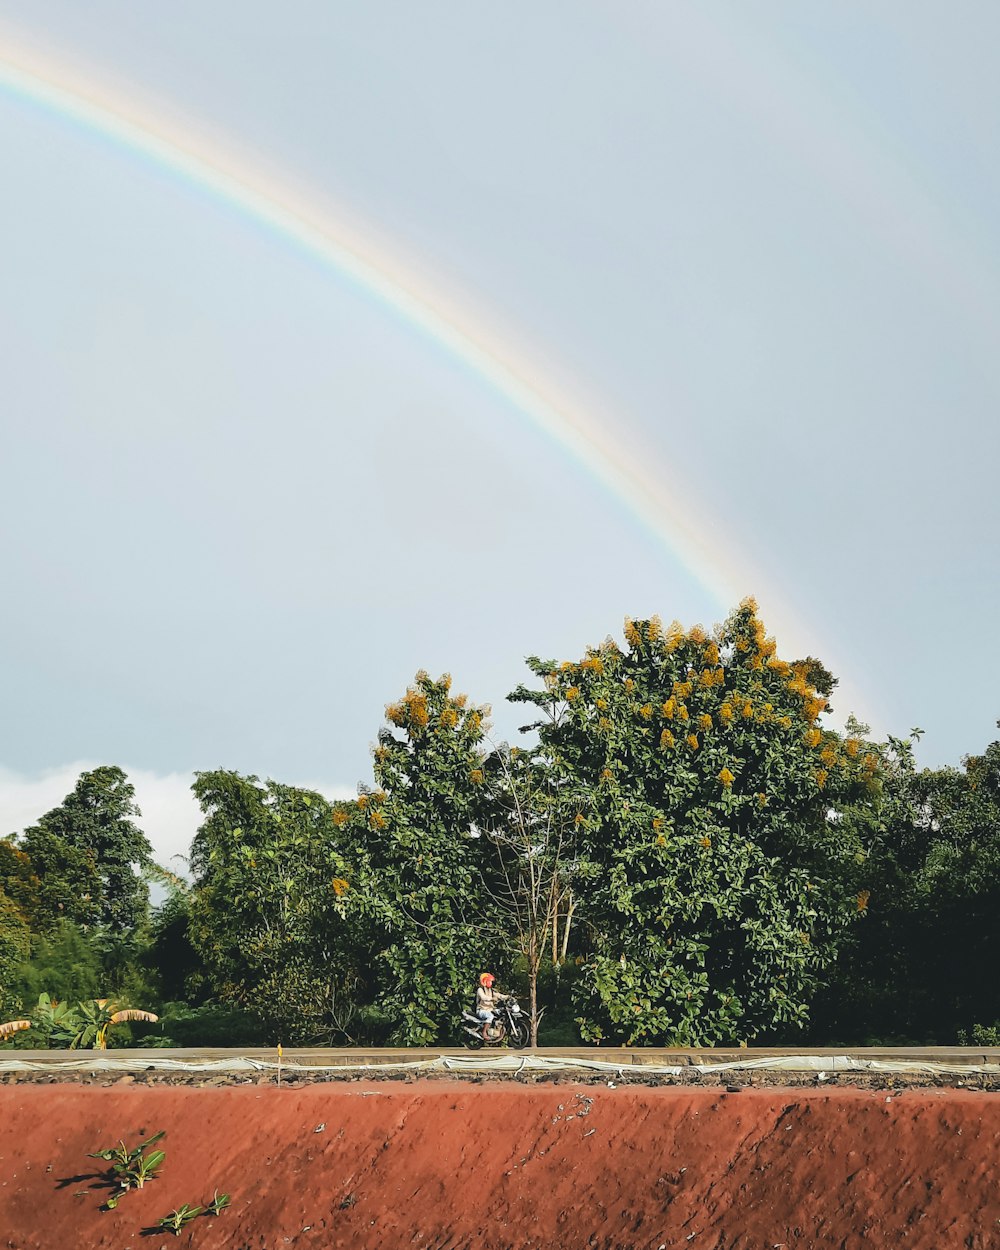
[347,671,494,1045]
[510,599,880,1046]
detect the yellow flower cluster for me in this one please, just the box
[687,733,699,750]
[804,696,827,721]
[596,697,608,710]
[580,654,605,675]
[388,687,430,730]
[624,677,635,692]
[699,836,712,848]
[815,768,828,790]
[673,680,693,699]
[856,890,870,913]
[370,810,386,829]
[599,716,612,732]
[820,745,837,766]
[440,706,458,729]
[698,713,713,731]
[332,810,349,827]
[660,729,675,750]
[718,767,735,788]
[560,660,575,673]
[804,728,822,748]
[467,710,482,732]
[741,699,754,719]
[677,705,690,722]
[719,702,734,724]
[845,738,861,758]
[639,703,653,719]
[647,616,663,643]
[652,817,664,831]
[601,767,615,783]
[661,698,675,719]
[470,769,484,785]
[688,625,707,644]
[623,618,642,647]
[566,686,581,701]
[574,812,585,825]
[665,620,684,651]
[374,745,389,763]
[704,640,720,667]
[331,878,350,897]
[357,794,369,809]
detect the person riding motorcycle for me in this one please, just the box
[474,972,510,1039]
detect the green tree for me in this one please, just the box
[13,919,103,1007]
[813,725,1000,1043]
[0,889,30,1018]
[0,838,41,930]
[188,771,363,1044]
[350,672,493,1045]
[478,742,582,1044]
[511,601,878,1045]
[17,766,151,932]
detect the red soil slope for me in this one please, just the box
[1,1082,998,1249]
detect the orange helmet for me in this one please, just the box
[479,972,495,987]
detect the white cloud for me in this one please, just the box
[0,763,356,874]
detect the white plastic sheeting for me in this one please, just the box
[1,1052,999,1077]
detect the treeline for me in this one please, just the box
[2,600,999,1049]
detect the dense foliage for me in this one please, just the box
[510,605,878,1044]
[2,602,999,1048]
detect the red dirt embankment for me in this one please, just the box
[1,1082,999,1249]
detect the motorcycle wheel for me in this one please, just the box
[507,1021,530,1050]
[463,1032,486,1050]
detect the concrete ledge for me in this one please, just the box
[4,1045,1000,1070]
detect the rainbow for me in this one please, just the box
[0,40,867,718]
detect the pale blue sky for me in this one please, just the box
[1,3,998,861]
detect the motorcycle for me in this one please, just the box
[460,997,530,1049]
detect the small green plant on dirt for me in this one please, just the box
[206,1189,231,1216]
[157,1204,204,1235]
[89,1130,166,1197]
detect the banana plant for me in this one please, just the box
[31,993,82,1047]
[71,999,159,1049]
[207,1190,231,1216]
[89,1130,166,1193]
[157,1204,203,1235]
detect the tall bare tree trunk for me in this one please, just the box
[529,953,539,1046]
[560,893,576,964]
